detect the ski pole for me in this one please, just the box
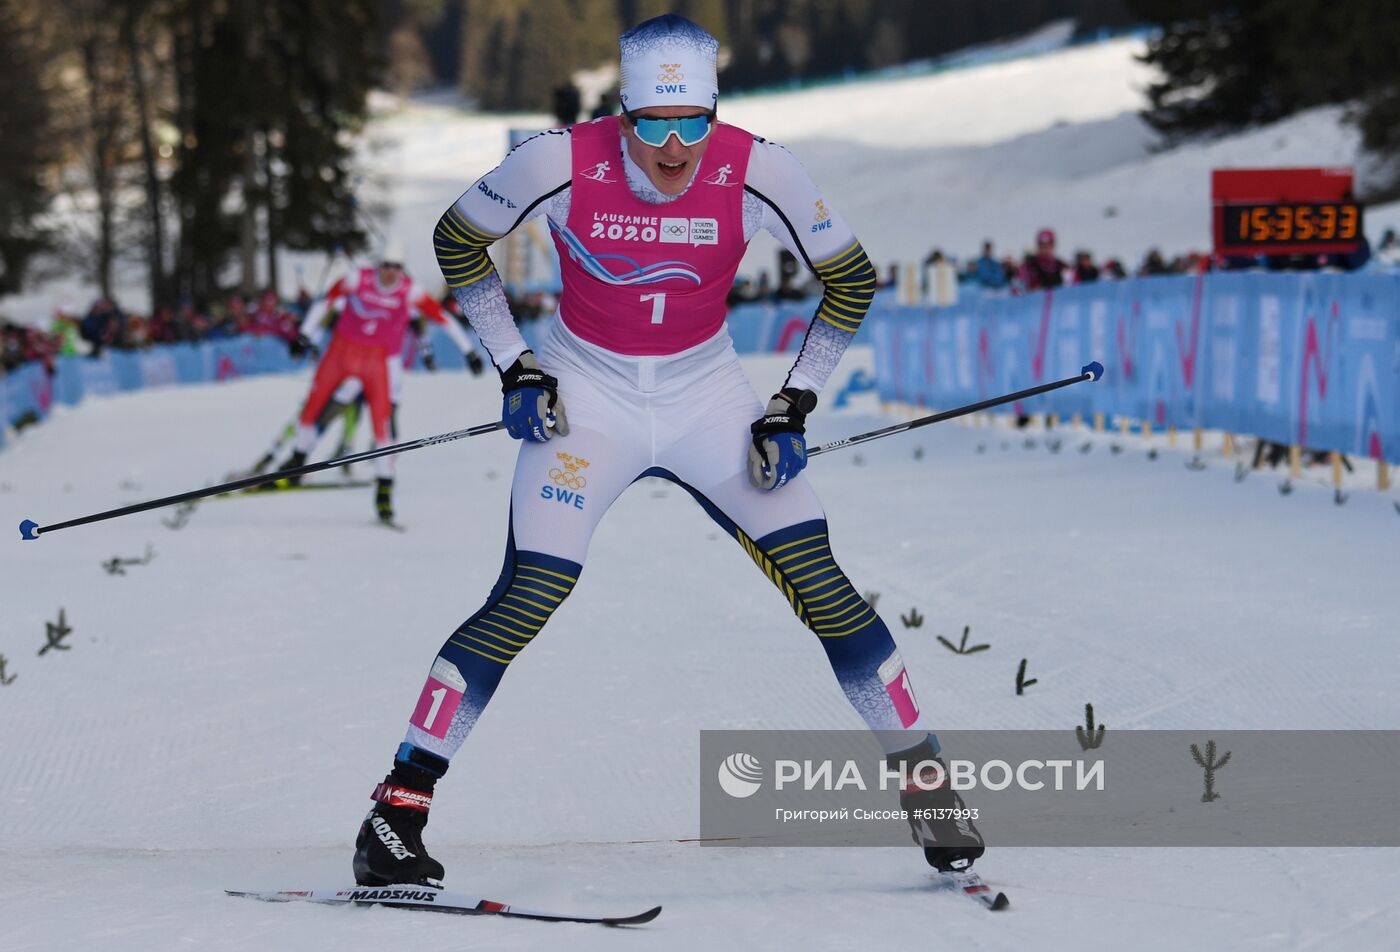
[19,364,1102,541]
[808,361,1103,457]
[19,419,506,541]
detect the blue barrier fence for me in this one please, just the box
[1,336,304,451]
[11,277,1396,464]
[867,271,1400,464]
[0,297,848,451]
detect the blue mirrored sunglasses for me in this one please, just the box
[626,110,715,148]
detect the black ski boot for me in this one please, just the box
[278,450,308,487]
[353,747,448,887]
[375,477,394,525]
[887,736,985,872]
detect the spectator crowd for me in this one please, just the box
[925,224,1392,304]
[0,288,313,378]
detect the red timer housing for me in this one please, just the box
[1212,167,1363,257]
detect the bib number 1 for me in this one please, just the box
[640,292,667,325]
[411,660,466,741]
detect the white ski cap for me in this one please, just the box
[378,238,406,266]
[618,14,719,113]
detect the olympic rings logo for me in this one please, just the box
[549,468,588,490]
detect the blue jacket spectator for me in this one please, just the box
[79,298,125,357]
[973,241,1006,288]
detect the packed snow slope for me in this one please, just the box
[2,355,1398,950]
[7,33,1400,324]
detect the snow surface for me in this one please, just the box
[3,354,1400,950]
[7,33,1400,325]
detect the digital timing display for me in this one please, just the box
[1220,201,1363,250]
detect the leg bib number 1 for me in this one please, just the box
[411,658,467,740]
[878,650,921,728]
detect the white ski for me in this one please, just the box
[227,885,661,925]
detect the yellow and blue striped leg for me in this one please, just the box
[741,518,923,743]
[642,465,926,747]
[401,528,580,762]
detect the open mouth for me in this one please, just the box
[657,159,688,181]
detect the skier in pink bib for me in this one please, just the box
[352,14,983,887]
[281,245,480,523]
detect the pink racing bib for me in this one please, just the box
[551,116,752,356]
[336,268,415,351]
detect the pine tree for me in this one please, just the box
[48,0,143,301]
[459,0,618,111]
[459,0,527,109]
[1127,1,1304,141]
[0,0,56,297]
[264,2,379,261]
[1128,0,1400,195]
[168,1,245,301]
[1278,0,1400,183]
[573,0,623,69]
[516,0,586,113]
[119,0,170,310]
[165,0,377,301]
